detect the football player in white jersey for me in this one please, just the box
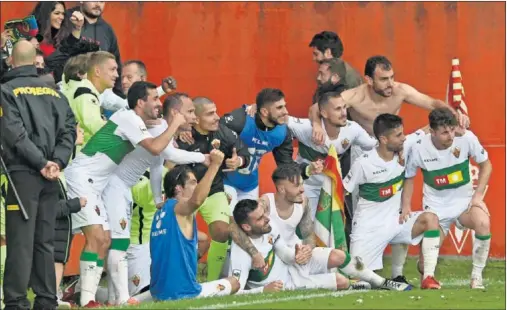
[402,108,492,289]
[343,113,443,290]
[101,92,208,306]
[230,164,412,292]
[64,81,180,307]
[287,91,377,219]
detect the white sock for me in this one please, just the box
[422,230,440,278]
[134,290,153,303]
[94,259,104,299]
[472,234,491,280]
[95,286,109,304]
[106,271,117,305]
[391,244,408,278]
[108,249,130,304]
[79,252,99,306]
[339,253,384,287]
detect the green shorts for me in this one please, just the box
[198,192,230,225]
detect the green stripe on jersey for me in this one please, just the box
[248,248,276,282]
[81,120,135,164]
[359,172,404,202]
[422,159,470,190]
[298,142,327,162]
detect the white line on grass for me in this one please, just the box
[188,290,365,310]
[187,278,506,310]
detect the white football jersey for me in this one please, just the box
[343,131,423,230]
[405,130,488,209]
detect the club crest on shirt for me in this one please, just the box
[95,206,100,216]
[341,138,350,149]
[132,275,140,287]
[120,218,127,230]
[452,146,461,158]
[268,235,274,245]
[232,269,241,281]
[217,284,226,291]
[398,151,405,166]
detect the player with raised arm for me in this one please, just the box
[342,113,443,289]
[63,81,180,308]
[287,91,377,218]
[230,164,411,292]
[402,108,492,289]
[100,92,207,306]
[150,150,240,301]
[176,97,252,282]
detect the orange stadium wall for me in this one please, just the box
[1,2,505,276]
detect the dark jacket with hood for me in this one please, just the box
[54,179,81,263]
[0,65,76,173]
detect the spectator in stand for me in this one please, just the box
[68,2,123,96]
[34,49,45,68]
[31,1,85,58]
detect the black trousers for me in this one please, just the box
[339,148,353,250]
[3,170,59,310]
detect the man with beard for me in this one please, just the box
[64,81,178,307]
[221,88,323,209]
[176,97,251,282]
[68,1,123,95]
[286,91,377,218]
[313,58,347,103]
[343,114,441,289]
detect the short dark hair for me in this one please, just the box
[373,113,403,140]
[256,88,285,112]
[364,56,392,78]
[127,81,157,109]
[162,92,190,116]
[272,163,302,185]
[233,199,259,227]
[319,58,346,80]
[429,108,458,130]
[309,31,344,58]
[313,84,346,104]
[317,90,343,110]
[163,165,193,198]
[123,60,147,77]
[35,49,44,57]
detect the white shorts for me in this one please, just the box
[287,263,336,291]
[224,185,259,213]
[102,175,133,239]
[198,279,232,298]
[424,200,470,236]
[65,169,109,232]
[307,247,332,274]
[127,243,151,296]
[350,211,425,271]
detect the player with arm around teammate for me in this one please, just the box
[343,113,443,289]
[402,108,492,289]
[149,149,240,301]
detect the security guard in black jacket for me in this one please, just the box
[0,40,76,310]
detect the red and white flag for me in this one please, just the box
[446,58,469,115]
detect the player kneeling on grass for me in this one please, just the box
[150,150,240,301]
[230,164,411,292]
[343,113,442,289]
[402,108,492,289]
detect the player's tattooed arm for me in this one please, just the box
[229,219,259,258]
[298,196,316,248]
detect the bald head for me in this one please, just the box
[11,40,36,68]
[193,96,215,116]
